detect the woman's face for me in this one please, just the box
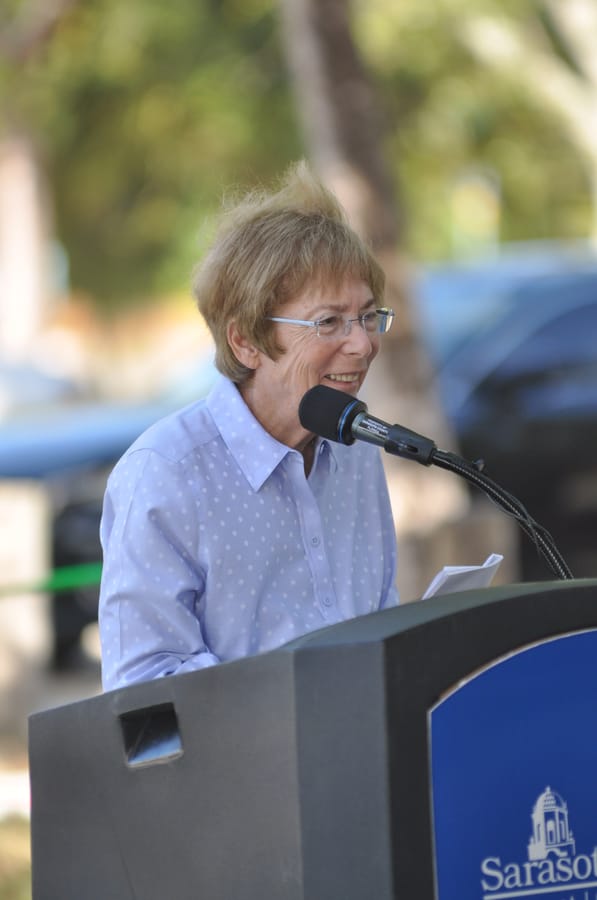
[237,277,380,450]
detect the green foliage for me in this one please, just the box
[1,0,593,307]
[355,0,592,260]
[2,0,301,309]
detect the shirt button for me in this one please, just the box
[323,595,333,607]
[311,536,320,547]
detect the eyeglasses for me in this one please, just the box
[266,307,395,340]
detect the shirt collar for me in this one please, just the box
[207,376,338,489]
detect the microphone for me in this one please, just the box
[298,384,574,581]
[299,385,437,466]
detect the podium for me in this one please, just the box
[29,579,597,900]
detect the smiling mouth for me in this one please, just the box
[325,373,360,384]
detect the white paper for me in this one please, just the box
[421,553,504,600]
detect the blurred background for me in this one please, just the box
[2,0,597,894]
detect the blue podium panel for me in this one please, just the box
[430,629,597,900]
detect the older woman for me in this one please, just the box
[98,162,398,690]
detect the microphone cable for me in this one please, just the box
[430,449,574,581]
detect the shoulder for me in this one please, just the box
[107,397,220,486]
[135,398,216,456]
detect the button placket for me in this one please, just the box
[285,453,338,619]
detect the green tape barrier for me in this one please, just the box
[0,561,103,598]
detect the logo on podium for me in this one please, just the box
[481,787,597,899]
[429,630,597,900]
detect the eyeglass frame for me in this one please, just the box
[266,307,395,339]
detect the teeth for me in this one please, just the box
[327,374,358,383]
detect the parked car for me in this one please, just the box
[416,245,597,581]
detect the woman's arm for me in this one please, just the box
[98,448,219,690]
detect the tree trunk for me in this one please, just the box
[278,0,516,600]
[0,0,81,359]
[0,135,51,358]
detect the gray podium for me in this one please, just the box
[28,578,597,900]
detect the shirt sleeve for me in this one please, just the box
[380,581,399,610]
[98,448,219,690]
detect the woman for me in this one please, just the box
[98,162,398,690]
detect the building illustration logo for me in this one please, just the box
[528,787,575,861]
[480,788,597,899]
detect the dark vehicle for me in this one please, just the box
[417,248,597,581]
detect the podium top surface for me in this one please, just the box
[282,577,597,652]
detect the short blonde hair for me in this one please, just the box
[192,161,385,383]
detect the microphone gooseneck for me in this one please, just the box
[298,384,574,582]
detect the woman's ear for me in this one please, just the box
[227,320,261,370]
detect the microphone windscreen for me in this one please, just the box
[299,385,366,444]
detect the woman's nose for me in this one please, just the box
[342,318,375,353]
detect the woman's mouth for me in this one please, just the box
[325,373,360,384]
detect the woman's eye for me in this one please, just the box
[318,315,341,329]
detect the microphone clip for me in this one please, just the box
[383,423,437,466]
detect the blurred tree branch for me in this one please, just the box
[0,0,80,64]
[462,0,597,236]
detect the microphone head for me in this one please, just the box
[299,385,367,444]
